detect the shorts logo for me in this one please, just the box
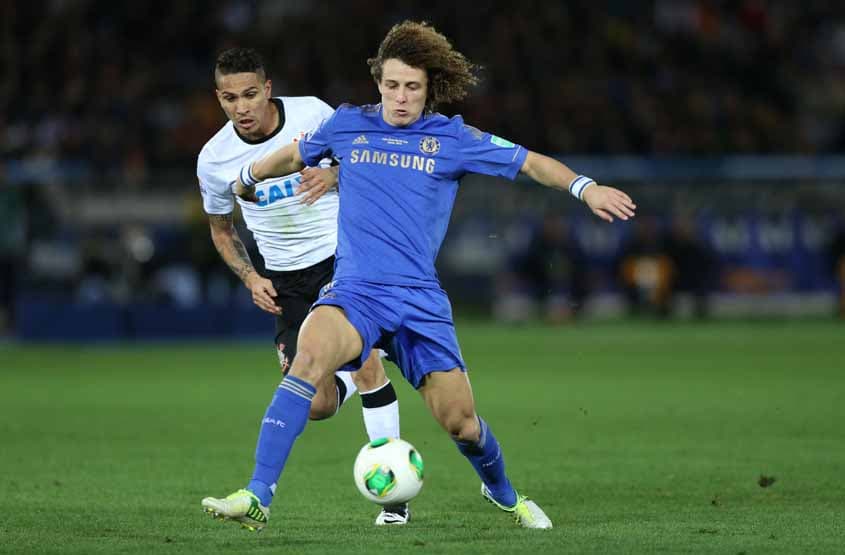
[419,136,440,155]
[318,281,337,300]
[277,344,290,373]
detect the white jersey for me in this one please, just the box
[197,96,337,271]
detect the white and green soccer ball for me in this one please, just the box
[353,437,424,506]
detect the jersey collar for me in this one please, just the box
[234,98,286,145]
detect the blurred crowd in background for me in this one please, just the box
[2,1,845,338]
[5,0,845,182]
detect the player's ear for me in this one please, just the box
[264,79,273,98]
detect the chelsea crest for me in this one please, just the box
[419,136,440,156]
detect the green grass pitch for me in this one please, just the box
[1,321,844,553]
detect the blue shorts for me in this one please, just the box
[313,280,465,389]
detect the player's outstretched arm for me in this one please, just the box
[208,213,281,315]
[519,151,636,223]
[234,142,306,202]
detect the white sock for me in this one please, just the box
[360,381,400,440]
[362,401,400,440]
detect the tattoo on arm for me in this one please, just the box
[209,214,255,284]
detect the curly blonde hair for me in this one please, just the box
[367,21,479,112]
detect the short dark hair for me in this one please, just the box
[214,48,266,83]
[367,21,478,111]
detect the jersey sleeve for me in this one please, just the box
[456,121,528,180]
[314,97,335,121]
[298,106,341,167]
[197,149,234,215]
[312,98,337,168]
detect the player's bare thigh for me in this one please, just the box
[288,305,363,384]
[418,368,480,443]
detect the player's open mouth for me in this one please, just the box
[239,119,255,128]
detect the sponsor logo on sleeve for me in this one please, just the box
[490,135,515,148]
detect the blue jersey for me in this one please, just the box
[299,104,528,287]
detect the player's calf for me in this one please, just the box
[281,344,357,420]
[455,416,518,509]
[353,350,388,391]
[307,372,345,420]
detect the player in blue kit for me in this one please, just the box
[198,48,408,528]
[204,21,636,531]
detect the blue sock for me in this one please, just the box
[455,416,517,507]
[246,374,315,506]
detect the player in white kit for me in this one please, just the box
[197,48,408,526]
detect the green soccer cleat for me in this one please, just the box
[201,489,270,532]
[481,484,553,529]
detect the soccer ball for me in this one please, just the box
[353,437,424,505]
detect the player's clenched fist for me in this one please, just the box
[231,179,258,203]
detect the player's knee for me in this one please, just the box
[444,412,480,443]
[288,348,330,384]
